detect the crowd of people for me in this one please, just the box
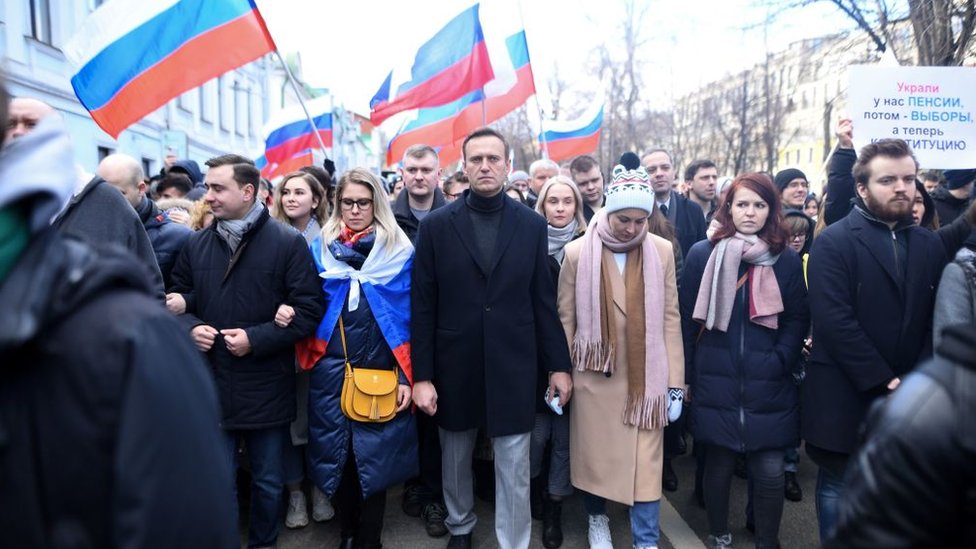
[3,71,976,549]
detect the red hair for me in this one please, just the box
[710,172,788,254]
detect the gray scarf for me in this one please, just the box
[216,201,264,253]
[548,219,579,264]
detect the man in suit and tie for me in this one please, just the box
[641,149,708,258]
[411,127,574,549]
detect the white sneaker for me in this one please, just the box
[634,546,659,549]
[588,514,613,549]
[285,490,309,529]
[311,486,335,522]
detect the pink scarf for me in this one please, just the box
[573,210,670,429]
[693,222,783,332]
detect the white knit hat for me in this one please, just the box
[604,164,655,214]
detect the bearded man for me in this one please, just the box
[801,138,948,544]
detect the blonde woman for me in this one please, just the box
[531,175,586,547]
[299,168,418,549]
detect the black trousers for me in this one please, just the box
[704,445,785,548]
[336,442,387,547]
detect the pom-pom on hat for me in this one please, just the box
[605,164,655,214]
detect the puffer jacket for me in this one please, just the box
[137,196,191,290]
[680,240,810,452]
[308,288,418,499]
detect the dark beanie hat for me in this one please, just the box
[944,169,976,190]
[774,168,807,192]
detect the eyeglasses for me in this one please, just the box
[340,198,373,210]
[791,233,808,241]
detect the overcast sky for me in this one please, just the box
[256,0,859,130]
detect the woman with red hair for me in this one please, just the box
[679,173,810,549]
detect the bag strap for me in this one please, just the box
[696,271,750,343]
[339,316,352,376]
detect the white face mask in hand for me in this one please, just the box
[667,388,684,422]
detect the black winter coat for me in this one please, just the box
[802,206,947,455]
[661,190,708,259]
[680,240,810,452]
[0,231,236,549]
[393,187,447,244]
[170,208,325,429]
[53,176,164,299]
[829,325,976,548]
[931,185,972,226]
[412,193,572,437]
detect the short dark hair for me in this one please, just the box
[205,154,258,190]
[642,148,673,164]
[156,173,193,196]
[462,127,510,160]
[684,159,717,181]
[921,170,943,184]
[569,155,600,175]
[853,139,918,187]
[299,165,333,192]
[205,154,255,169]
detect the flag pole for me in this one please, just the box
[273,49,330,159]
[513,0,548,159]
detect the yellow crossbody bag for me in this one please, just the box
[338,316,399,423]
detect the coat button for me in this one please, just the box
[484,305,491,312]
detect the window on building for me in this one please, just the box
[97,146,114,162]
[200,81,214,122]
[30,0,54,45]
[219,76,229,131]
[809,147,814,163]
[234,82,246,137]
[142,158,153,178]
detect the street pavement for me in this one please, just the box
[274,444,821,548]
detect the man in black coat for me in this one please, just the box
[168,154,324,549]
[0,87,236,548]
[640,149,707,258]
[98,152,192,290]
[393,144,450,537]
[803,138,948,544]
[411,127,573,549]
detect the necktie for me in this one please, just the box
[660,203,669,217]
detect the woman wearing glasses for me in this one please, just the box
[303,168,418,549]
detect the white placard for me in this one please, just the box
[848,65,976,169]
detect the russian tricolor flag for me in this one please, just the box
[387,29,535,167]
[369,3,495,126]
[260,95,332,179]
[541,102,605,162]
[64,0,276,139]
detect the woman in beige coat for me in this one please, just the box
[558,165,684,549]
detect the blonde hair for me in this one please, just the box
[321,167,411,251]
[273,171,328,227]
[534,175,586,234]
[189,199,212,231]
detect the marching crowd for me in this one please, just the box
[2,72,976,549]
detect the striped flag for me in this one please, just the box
[369,3,495,126]
[64,0,276,138]
[542,102,604,162]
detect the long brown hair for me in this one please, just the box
[273,172,328,227]
[711,172,788,254]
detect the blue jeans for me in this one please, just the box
[583,493,660,546]
[784,446,800,473]
[816,466,845,544]
[224,426,286,548]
